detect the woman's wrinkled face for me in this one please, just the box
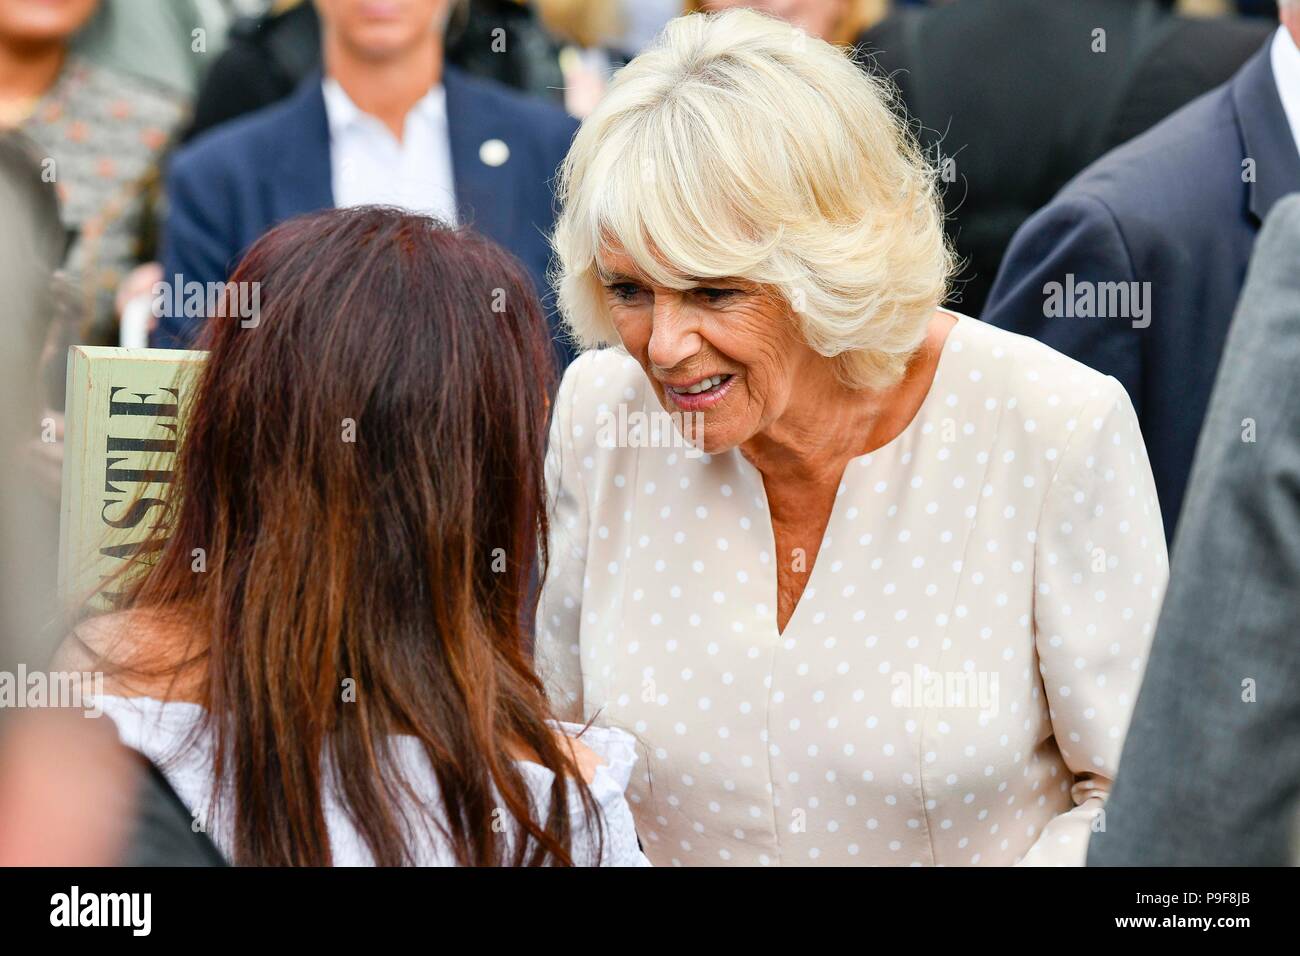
[598,245,817,454]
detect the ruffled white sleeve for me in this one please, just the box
[554,721,652,867]
[1018,377,1169,865]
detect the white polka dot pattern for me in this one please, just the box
[536,314,1168,866]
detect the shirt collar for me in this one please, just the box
[321,77,448,138]
[1270,25,1300,161]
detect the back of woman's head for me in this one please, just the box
[125,206,593,865]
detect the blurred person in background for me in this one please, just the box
[62,206,649,867]
[982,2,1300,545]
[542,3,882,120]
[0,0,187,381]
[449,0,565,100]
[0,132,222,868]
[859,0,1272,319]
[153,0,578,368]
[0,132,66,745]
[538,10,1167,867]
[1088,194,1300,866]
[72,0,234,99]
[686,0,887,42]
[538,0,678,117]
[601,0,681,53]
[184,0,322,139]
[187,0,572,139]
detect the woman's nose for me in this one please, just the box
[647,298,702,370]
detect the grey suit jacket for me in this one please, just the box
[1087,193,1300,866]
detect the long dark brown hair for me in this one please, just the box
[109,206,598,866]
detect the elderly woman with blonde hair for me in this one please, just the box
[537,9,1168,867]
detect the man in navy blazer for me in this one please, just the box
[153,0,578,367]
[983,20,1300,544]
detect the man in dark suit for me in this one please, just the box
[184,0,568,141]
[1088,195,1300,867]
[983,18,1300,544]
[858,0,1272,317]
[154,0,578,365]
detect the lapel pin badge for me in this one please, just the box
[479,138,510,167]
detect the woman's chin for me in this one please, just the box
[687,421,745,458]
[649,396,740,457]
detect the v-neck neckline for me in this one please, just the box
[738,311,966,638]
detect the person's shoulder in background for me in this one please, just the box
[65,55,189,148]
[447,63,579,155]
[982,58,1249,329]
[1104,12,1273,153]
[72,0,221,102]
[1060,74,1244,240]
[167,75,317,193]
[185,1,321,143]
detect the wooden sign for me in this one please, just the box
[58,347,205,610]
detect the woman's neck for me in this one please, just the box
[740,311,955,492]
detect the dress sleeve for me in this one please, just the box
[555,722,652,867]
[534,355,591,723]
[1018,376,1169,865]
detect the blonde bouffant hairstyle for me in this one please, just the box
[551,9,954,390]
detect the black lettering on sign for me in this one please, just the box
[108,387,179,418]
[100,497,167,530]
[98,382,182,581]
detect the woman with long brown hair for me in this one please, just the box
[60,206,648,866]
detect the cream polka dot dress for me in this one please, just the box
[536,313,1168,866]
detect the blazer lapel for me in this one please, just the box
[1232,45,1300,226]
[445,66,517,248]
[268,72,335,221]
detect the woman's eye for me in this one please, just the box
[607,283,644,302]
[694,287,739,303]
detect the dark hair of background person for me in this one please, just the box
[91,206,599,866]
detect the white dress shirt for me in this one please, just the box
[322,78,458,225]
[1271,25,1300,160]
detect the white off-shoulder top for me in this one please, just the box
[536,313,1169,866]
[96,694,651,866]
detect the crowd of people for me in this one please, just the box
[0,0,1297,869]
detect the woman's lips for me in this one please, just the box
[662,373,736,411]
[358,1,403,19]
